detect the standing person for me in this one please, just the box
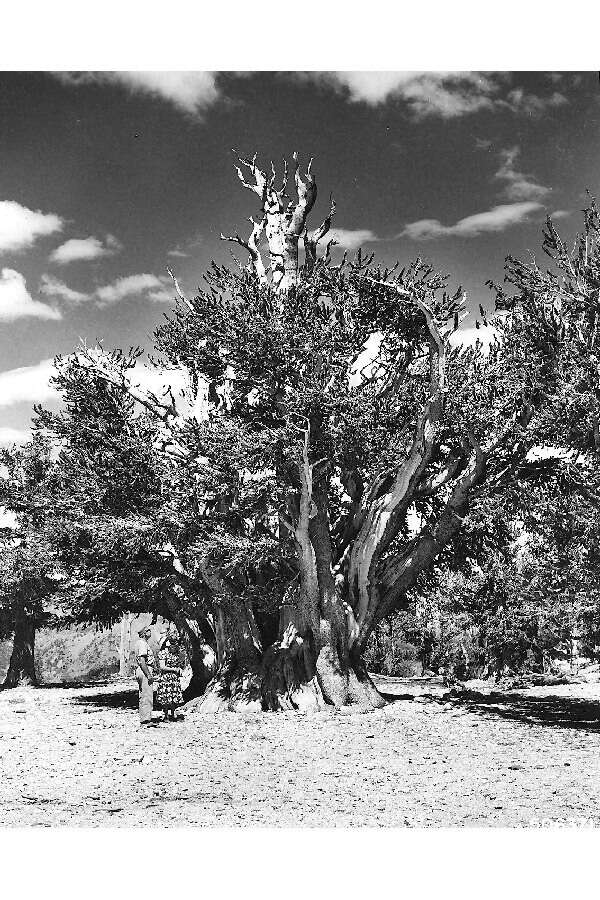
[136,625,159,727]
[156,633,185,721]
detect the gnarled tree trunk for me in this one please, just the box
[3,601,37,689]
[186,429,386,714]
[160,584,217,701]
[186,588,384,714]
[169,612,216,702]
[186,595,263,713]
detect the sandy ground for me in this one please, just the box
[1,676,599,827]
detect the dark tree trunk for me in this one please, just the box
[184,449,387,714]
[182,639,216,702]
[180,422,486,715]
[174,618,216,702]
[161,592,217,701]
[3,602,37,689]
[185,592,385,714]
[185,596,264,713]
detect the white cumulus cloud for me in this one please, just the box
[95,273,168,306]
[49,233,122,265]
[0,269,62,322]
[298,72,571,121]
[38,272,173,308]
[147,288,175,303]
[328,228,379,250]
[0,428,30,448]
[503,88,567,116]
[56,72,220,116]
[306,72,500,119]
[401,201,543,240]
[40,274,91,304]
[494,147,550,202]
[0,358,59,408]
[0,201,63,253]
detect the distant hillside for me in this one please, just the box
[0,614,158,684]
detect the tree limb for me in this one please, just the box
[304,195,336,271]
[77,345,177,425]
[220,216,267,282]
[288,152,317,238]
[346,278,451,628]
[165,267,195,314]
[232,150,267,198]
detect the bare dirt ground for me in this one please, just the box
[1,676,599,827]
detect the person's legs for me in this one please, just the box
[136,666,153,724]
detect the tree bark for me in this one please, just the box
[243,444,385,713]
[190,597,384,713]
[228,153,329,293]
[2,601,37,689]
[184,539,384,713]
[354,441,487,655]
[171,613,217,703]
[343,284,450,653]
[160,589,217,701]
[185,559,265,713]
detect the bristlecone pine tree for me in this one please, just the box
[52,152,558,711]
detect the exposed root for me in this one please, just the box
[260,627,325,711]
[183,669,263,714]
[347,664,387,710]
[2,671,37,690]
[182,631,385,715]
[315,646,349,707]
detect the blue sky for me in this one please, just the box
[0,70,599,444]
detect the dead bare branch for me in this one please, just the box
[165,267,195,313]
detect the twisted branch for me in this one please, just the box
[304,195,336,271]
[165,267,195,313]
[220,216,267,282]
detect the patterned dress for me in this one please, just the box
[156,647,184,709]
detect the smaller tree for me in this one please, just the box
[0,437,61,688]
[34,359,218,697]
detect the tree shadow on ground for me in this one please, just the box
[71,688,138,710]
[34,678,117,690]
[441,690,600,733]
[66,679,600,729]
[379,691,421,702]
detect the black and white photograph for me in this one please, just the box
[1,8,599,886]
